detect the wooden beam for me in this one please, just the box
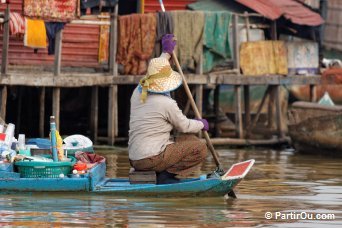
[53,29,62,129]
[232,14,240,71]
[54,30,63,76]
[52,88,60,130]
[271,20,277,40]
[274,85,285,138]
[108,4,119,145]
[207,136,290,146]
[234,85,243,138]
[0,74,324,87]
[244,12,250,41]
[108,85,117,145]
[39,87,45,137]
[70,20,110,26]
[0,86,7,121]
[1,5,10,75]
[195,85,203,138]
[195,85,203,117]
[267,86,276,129]
[183,88,195,116]
[213,85,220,137]
[90,87,99,143]
[243,85,251,132]
[247,86,271,135]
[109,4,118,76]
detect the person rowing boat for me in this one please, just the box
[128,34,209,184]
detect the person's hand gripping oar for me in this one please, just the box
[157,0,224,176]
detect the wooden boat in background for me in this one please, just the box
[288,101,342,156]
[288,68,342,104]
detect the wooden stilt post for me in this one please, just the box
[247,86,271,135]
[108,3,118,145]
[0,86,7,121]
[90,87,99,143]
[183,88,196,116]
[267,86,276,129]
[234,85,243,138]
[274,85,285,138]
[195,53,203,137]
[242,13,251,135]
[39,87,45,137]
[243,85,250,134]
[195,85,203,137]
[0,5,10,122]
[214,85,220,137]
[53,29,63,129]
[108,86,117,145]
[269,20,278,131]
[232,14,240,71]
[233,14,243,139]
[271,20,277,40]
[1,4,10,76]
[244,12,250,41]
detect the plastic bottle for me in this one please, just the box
[18,134,25,150]
[50,116,58,162]
[4,123,15,147]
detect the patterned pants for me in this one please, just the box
[130,134,207,176]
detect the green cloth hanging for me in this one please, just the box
[203,11,232,73]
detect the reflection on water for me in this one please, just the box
[0,147,341,227]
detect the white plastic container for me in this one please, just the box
[4,123,15,147]
[18,134,25,150]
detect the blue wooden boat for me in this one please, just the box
[0,159,255,197]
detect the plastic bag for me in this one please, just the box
[318,92,335,106]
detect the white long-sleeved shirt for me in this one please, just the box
[128,87,203,160]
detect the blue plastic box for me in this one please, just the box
[0,163,13,172]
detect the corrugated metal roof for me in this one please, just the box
[236,0,324,26]
[0,0,102,67]
[144,0,196,13]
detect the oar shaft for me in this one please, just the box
[172,54,222,169]
[158,0,222,170]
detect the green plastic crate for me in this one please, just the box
[15,156,76,178]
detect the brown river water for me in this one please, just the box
[0,147,341,227]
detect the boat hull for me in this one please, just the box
[288,101,342,156]
[0,161,247,197]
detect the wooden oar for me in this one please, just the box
[158,0,223,173]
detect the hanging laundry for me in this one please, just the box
[171,11,205,72]
[24,18,47,49]
[45,22,66,55]
[9,12,25,36]
[240,41,288,75]
[117,13,157,75]
[203,11,232,73]
[23,0,79,22]
[98,13,110,63]
[154,12,174,57]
